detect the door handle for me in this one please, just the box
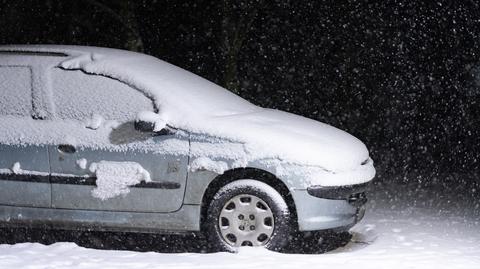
[57,144,76,154]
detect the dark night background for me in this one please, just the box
[0,0,479,190]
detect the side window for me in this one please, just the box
[52,69,154,121]
[0,66,32,117]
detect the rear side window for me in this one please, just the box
[0,66,32,116]
[52,69,154,121]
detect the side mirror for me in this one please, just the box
[135,111,167,133]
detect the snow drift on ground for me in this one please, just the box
[0,182,478,269]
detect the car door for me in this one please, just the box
[0,61,51,208]
[48,68,189,213]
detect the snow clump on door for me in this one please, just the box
[89,161,151,200]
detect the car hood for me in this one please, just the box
[208,108,370,172]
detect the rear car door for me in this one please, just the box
[48,68,189,213]
[0,57,52,208]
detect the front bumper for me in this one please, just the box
[292,182,370,231]
[307,182,369,207]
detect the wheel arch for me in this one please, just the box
[200,167,298,232]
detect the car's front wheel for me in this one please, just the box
[205,179,292,252]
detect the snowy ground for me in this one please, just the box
[0,180,479,269]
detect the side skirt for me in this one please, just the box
[0,204,201,233]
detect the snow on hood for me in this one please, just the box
[209,109,369,171]
[0,45,370,171]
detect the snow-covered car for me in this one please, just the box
[0,45,375,251]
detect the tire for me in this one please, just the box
[205,179,292,252]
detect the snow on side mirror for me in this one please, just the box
[135,111,167,133]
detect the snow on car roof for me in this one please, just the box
[0,44,260,119]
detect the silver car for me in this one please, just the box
[0,45,375,252]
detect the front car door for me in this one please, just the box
[47,68,189,213]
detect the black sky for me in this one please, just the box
[0,0,479,187]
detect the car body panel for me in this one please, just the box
[291,190,362,231]
[48,133,189,213]
[0,142,51,209]
[184,161,368,232]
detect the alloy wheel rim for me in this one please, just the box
[218,194,274,247]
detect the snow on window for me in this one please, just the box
[51,69,154,121]
[0,66,32,117]
[89,161,151,200]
